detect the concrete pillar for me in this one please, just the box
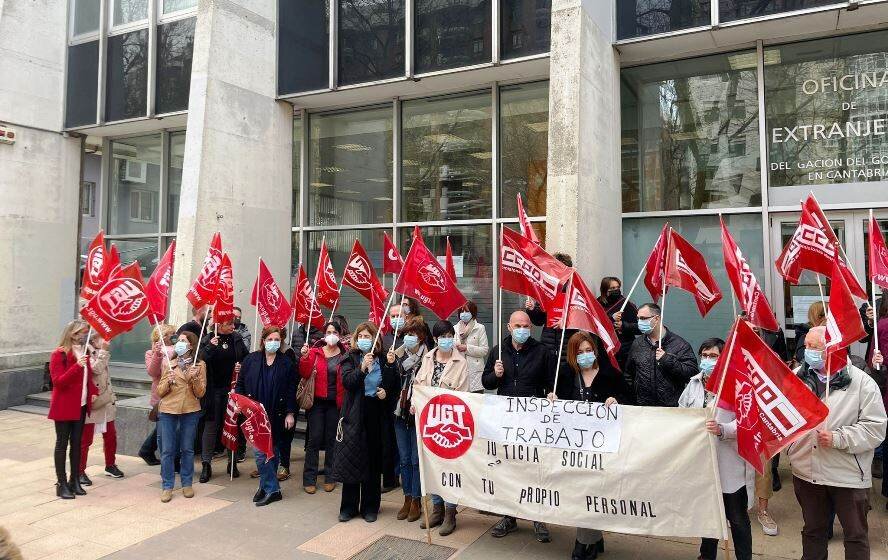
[0,0,81,375]
[546,0,623,284]
[170,0,293,331]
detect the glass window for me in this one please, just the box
[114,0,148,26]
[621,51,761,212]
[415,0,491,74]
[109,134,162,235]
[338,0,405,86]
[765,31,888,188]
[616,0,710,40]
[65,41,99,128]
[293,116,303,228]
[500,81,548,218]
[622,214,764,351]
[106,29,149,121]
[166,131,185,232]
[107,238,159,363]
[719,0,839,22]
[278,0,329,94]
[71,0,100,37]
[402,92,492,221]
[163,0,197,13]
[308,107,394,226]
[500,0,551,60]
[156,18,195,114]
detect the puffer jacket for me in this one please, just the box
[786,363,886,488]
[455,320,489,391]
[482,336,554,398]
[623,330,697,406]
[85,348,116,424]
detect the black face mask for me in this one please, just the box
[606,291,622,303]
[233,319,241,327]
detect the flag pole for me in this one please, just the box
[498,224,503,362]
[253,258,263,351]
[303,241,325,347]
[196,307,211,354]
[815,273,830,403]
[151,315,175,372]
[327,277,345,323]
[730,291,737,319]
[372,284,399,351]
[658,286,667,350]
[619,265,645,315]
[709,318,740,418]
[870,210,879,360]
[414,404,434,545]
[552,270,575,397]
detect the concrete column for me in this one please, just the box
[0,0,81,374]
[170,0,293,330]
[546,0,623,283]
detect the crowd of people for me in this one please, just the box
[47,261,888,560]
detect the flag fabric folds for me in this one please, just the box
[315,239,340,310]
[869,215,888,290]
[721,218,779,331]
[212,254,235,324]
[825,259,867,364]
[665,229,723,317]
[644,223,670,302]
[228,394,275,459]
[292,264,324,329]
[341,239,387,303]
[564,272,622,369]
[445,237,457,283]
[517,193,540,245]
[144,240,175,321]
[395,229,466,319]
[187,232,223,309]
[383,232,404,275]
[80,230,108,301]
[250,259,293,328]
[499,227,573,316]
[80,262,150,340]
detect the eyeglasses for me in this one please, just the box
[637,315,655,321]
[701,353,720,359]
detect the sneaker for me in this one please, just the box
[236,452,246,463]
[490,516,518,538]
[533,521,551,543]
[757,510,779,536]
[78,473,93,486]
[182,486,194,498]
[104,465,124,478]
[160,489,172,503]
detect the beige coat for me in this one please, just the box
[157,359,207,415]
[414,348,469,392]
[86,349,116,424]
[455,320,489,392]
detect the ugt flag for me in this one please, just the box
[721,218,778,331]
[187,232,223,308]
[212,254,235,324]
[144,240,175,321]
[315,238,340,309]
[250,259,293,328]
[80,262,150,340]
[230,394,275,459]
[665,229,723,317]
[81,230,108,300]
[341,239,387,303]
[395,228,466,319]
[383,232,404,275]
[292,264,324,329]
[500,226,573,316]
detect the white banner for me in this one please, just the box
[414,386,728,539]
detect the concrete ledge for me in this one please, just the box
[0,351,50,371]
[0,366,45,410]
[115,395,153,457]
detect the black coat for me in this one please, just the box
[623,330,697,407]
[482,336,555,398]
[235,350,297,441]
[331,350,398,484]
[527,303,576,370]
[555,359,628,404]
[200,331,249,388]
[602,296,640,369]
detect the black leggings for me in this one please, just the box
[54,406,86,484]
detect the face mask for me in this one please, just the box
[390,316,405,330]
[265,340,281,354]
[402,305,412,316]
[606,290,622,303]
[403,335,419,349]
[512,327,531,344]
[700,357,718,375]
[637,319,653,334]
[324,334,340,347]
[576,351,596,369]
[174,341,190,356]
[437,337,454,352]
[233,319,241,327]
[459,312,472,324]
[357,338,373,353]
[804,349,824,369]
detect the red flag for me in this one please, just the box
[230,394,275,458]
[564,272,622,369]
[80,262,150,340]
[395,229,467,319]
[106,243,122,279]
[212,254,235,324]
[383,232,404,275]
[187,232,223,309]
[665,229,723,317]
[81,231,108,300]
[444,237,457,283]
[369,287,387,329]
[706,320,829,474]
[221,395,239,452]
[250,259,293,328]
[643,223,670,301]
[825,259,866,360]
[517,193,540,245]
[144,240,175,321]
[342,239,388,303]
[500,227,573,315]
[869,215,888,290]
[315,239,340,309]
[776,195,865,298]
[721,218,779,331]
[292,265,324,329]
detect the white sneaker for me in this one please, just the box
[757,510,779,536]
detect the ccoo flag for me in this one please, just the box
[721,218,779,331]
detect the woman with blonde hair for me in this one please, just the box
[140,323,176,466]
[793,300,827,365]
[48,320,98,499]
[77,333,124,485]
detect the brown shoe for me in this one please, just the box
[304,485,317,494]
[250,469,260,479]
[276,467,290,481]
[160,489,172,503]
[397,495,412,520]
[407,498,421,522]
[182,486,194,498]
[439,506,457,536]
[420,502,444,529]
[323,482,336,492]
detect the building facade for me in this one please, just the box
[2,0,888,371]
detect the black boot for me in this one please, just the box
[68,476,86,496]
[226,460,240,478]
[199,462,212,483]
[571,540,598,560]
[56,481,75,499]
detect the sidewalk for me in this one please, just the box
[1,409,885,560]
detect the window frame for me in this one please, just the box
[81,181,97,216]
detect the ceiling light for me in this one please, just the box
[310,182,333,188]
[367,178,390,183]
[372,196,393,201]
[334,143,372,152]
[424,133,468,145]
[470,152,493,159]
[320,166,344,173]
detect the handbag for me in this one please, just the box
[297,356,317,411]
[148,404,159,422]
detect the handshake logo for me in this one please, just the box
[420,394,475,459]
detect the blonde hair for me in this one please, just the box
[58,320,90,352]
[808,301,826,327]
[151,323,176,344]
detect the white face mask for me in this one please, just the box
[324,333,340,347]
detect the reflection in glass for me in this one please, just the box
[500,81,548,220]
[106,29,149,121]
[623,213,764,350]
[293,117,303,228]
[338,0,405,86]
[621,51,761,212]
[402,92,492,221]
[415,0,490,74]
[65,41,99,128]
[765,32,888,188]
[719,0,839,22]
[113,0,148,26]
[278,0,329,94]
[109,134,162,236]
[166,132,185,232]
[156,18,195,114]
[309,107,393,226]
[107,238,159,363]
[72,0,101,36]
[616,0,710,40]
[500,0,551,60]
[163,0,196,13]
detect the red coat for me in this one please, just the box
[48,348,98,421]
[299,343,346,408]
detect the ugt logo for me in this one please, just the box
[98,278,148,322]
[419,394,474,459]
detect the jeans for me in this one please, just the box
[700,486,752,560]
[201,387,228,463]
[303,399,339,485]
[430,495,455,507]
[255,449,281,494]
[53,406,86,483]
[793,476,870,560]
[139,425,159,457]
[158,411,200,490]
[393,418,420,498]
[80,420,117,473]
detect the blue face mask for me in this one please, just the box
[402,305,412,316]
[357,338,373,353]
[437,337,454,351]
[264,340,280,354]
[403,335,419,349]
[174,341,190,356]
[804,349,825,370]
[700,357,717,375]
[512,327,531,344]
[390,316,405,330]
[459,312,472,324]
[637,318,655,334]
[576,351,596,369]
